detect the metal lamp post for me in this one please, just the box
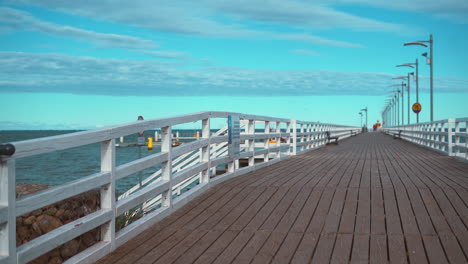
[397,60,419,123]
[388,90,400,126]
[393,74,413,124]
[360,107,368,131]
[404,34,433,121]
[386,96,394,126]
[359,112,363,127]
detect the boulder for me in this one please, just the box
[44,207,57,216]
[24,215,36,225]
[37,215,63,233]
[60,239,80,258]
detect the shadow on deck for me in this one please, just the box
[98,132,468,264]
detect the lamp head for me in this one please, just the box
[404,41,428,48]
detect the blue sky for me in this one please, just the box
[0,0,467,129]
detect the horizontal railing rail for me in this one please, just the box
[0,111,360,264]
[382,117,468,161]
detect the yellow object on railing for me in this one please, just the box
[147,137,153,151]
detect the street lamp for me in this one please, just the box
[388,89,401,126]
[360,107,368,131]
[397,60,420,123]
[404,34,433,121]
[393,74,413,124]
[385,97,394,126]
[389,83,405,126]
[359,112,363,127]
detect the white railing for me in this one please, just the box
[0,111,360,264]
[382,117,468,161]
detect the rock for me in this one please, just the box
[44,207,57,216]
[24,215,36,225]
[60,239,80,258]
[31,222,42,235]
[85,195,97,210]
[31,209,43,216]
[58,203,71,210]
[81,232,97,247]
[50,248,61,257]
[37,215,63,233]
[49,256,63,264]
[17,225,30,238]
[55,208,65,218]
[60,210,73,221]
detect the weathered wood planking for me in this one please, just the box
[98,133,468,264]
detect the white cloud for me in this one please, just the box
[143,50,190,60]
[329,0,468,23]
[5,1,383,47]
[291,49,322,57]
[0,7,157,49]
[1,52,467,96]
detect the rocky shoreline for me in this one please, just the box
[16,184,101,264]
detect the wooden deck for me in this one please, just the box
[98,132,468,264]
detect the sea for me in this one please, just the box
[0,130,201,195]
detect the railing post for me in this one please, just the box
[291,120,297,155]
[454,120,460,157]
[448,119,455,156]
[0,159,16,264]
[228,116,240,172]
[247,120,255,167]
[264,121,270,162]
[275,122,281,158]
[299,123,305,152]
[161,126,173,208]
[200,118,210,184]
[286,122,291,156]
[100,139,116,250]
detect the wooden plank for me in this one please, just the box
[330,234,353,264]
[405,235,428,264]
[96,133,468,264]
[153,229,208,264]
[422,235,449,264]
[232,230,270,264]
[369,234,387,263]
[270,232,303,264]
[311,233,336,263]
[212,230,254,264]
[172,230,224,264]
[229,187,277,231]
[388,234,407,264]
[194,230,240,264]
[350,234,369,263]
[251,231,287,264]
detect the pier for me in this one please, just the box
[0,112,467,263]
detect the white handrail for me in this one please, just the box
[382,118,468,161]
[0,111,360,264]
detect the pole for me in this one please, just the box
[407,73,410,124]
[366,107,368,129]
[401,83,404,126]
[416,58,419,123]
[397,94,400,126]
[430,34,433,122]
